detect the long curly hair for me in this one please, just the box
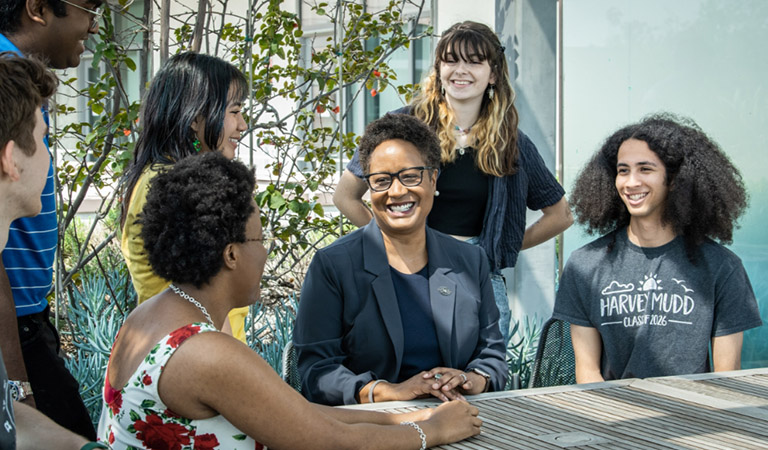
[140,152,256,288]
[121,52,247,226]
[571,113,748,260]
[410,21,519,177]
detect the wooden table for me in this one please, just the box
[346,368,768,449]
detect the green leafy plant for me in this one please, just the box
[506,315,543,389]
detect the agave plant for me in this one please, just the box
[246,293,299,375]
[64,267,136,424]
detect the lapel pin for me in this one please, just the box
[438,286,452,296]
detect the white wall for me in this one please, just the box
[434,0,496,35]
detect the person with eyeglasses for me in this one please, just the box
[101,152,483,450]
[294,113,507,406]
[58,0,104,30]
[0,0,102,441]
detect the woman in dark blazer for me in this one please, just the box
[294,114,507,406]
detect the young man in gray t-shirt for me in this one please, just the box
[553,114,762,383]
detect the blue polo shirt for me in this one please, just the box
[1,34,58,317]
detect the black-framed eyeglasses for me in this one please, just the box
[364,166,435,192]
[59,0,104,28]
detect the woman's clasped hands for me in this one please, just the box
[367,367,488,403]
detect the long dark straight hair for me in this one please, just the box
[121,52,247,226]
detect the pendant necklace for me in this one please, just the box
[169,284,215,328]
[454,124,472,134]
[455,123,474,155]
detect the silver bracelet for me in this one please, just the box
[368,379,386,403]
[400,421,427,450]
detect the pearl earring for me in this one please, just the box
[434,190,440,197]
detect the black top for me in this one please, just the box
[391,265,443,381]
[428,147,489,236]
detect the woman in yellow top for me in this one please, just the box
[120,52,250,340]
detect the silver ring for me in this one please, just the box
[460,373,468,384]
[433,373,442,380]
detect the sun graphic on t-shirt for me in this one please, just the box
[638,273,662,291]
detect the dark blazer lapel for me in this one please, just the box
[362,221,404,372]
[426,228,457,367]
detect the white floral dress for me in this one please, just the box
[101,323,263,450]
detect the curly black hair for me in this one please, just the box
[571,113,748,260]
[140,152,256,287]
[358,113,441,174]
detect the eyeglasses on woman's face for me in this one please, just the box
[364,166,435,192]
[244,236,277,248]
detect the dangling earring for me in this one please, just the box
[434,190,440,197]
[193,139,202,152]
[488,85,495,100]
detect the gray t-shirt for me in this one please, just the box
[1,349,16,450]
[553,229,762,380]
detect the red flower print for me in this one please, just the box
[194,433,220,450]
[134,413,191,450]
[316,105,326,113]
[163,409,181,419]
[370,88,378,97]
[109,431,115,444]
[255,443,264,450]
[106,388,123,415]
[167,325,201,348]
[372,70,381,77]
[142,374,152,385]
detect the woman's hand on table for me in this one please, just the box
[424,367,488,396]
[422,400,482,445]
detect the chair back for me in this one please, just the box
[528,318,576,388]
[282,340,302,392]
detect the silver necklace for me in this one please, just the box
[169,284,215,327]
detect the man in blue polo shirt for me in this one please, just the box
[0,0,102,440]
